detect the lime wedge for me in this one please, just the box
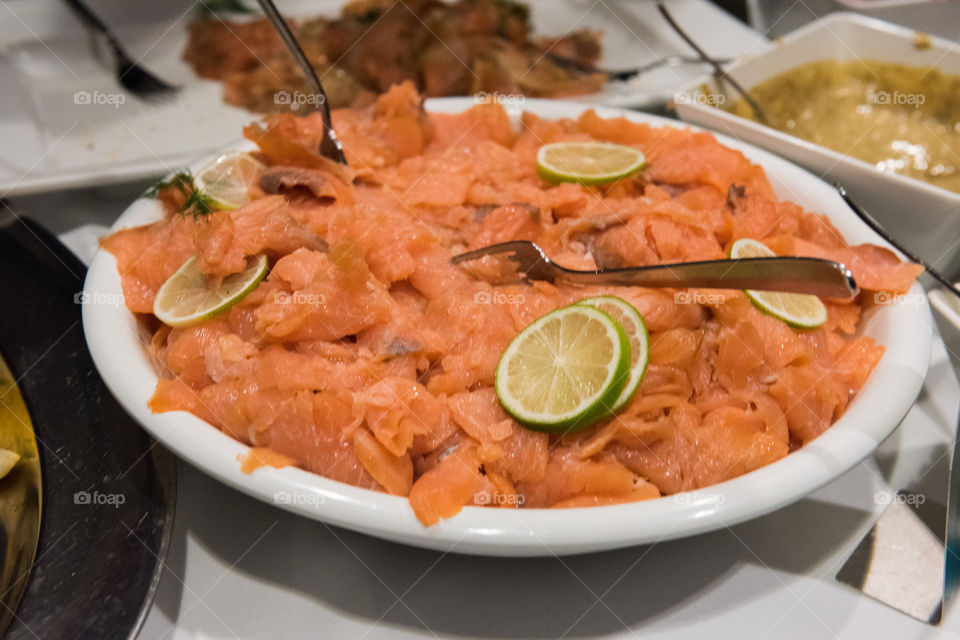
[537,141,646,186]
[495,305,631,432]
[729,238,828,329]
[576,296,649,412]
[153,254,268,328]
[195,152,265,210]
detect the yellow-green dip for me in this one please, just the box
[730,59,960,194]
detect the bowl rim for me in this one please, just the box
[82,97,932,556]
[673,11,960,206]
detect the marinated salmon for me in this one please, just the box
[106,82,922,526]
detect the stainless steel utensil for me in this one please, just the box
[655,0,768,124]
[62,0,178,102]
[452,240,859,299]
[253,0,347,164]
[546,53,733,82]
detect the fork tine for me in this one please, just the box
[452,241,560,283]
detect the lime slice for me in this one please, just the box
[537,141,646,186]
[495,305,631,432]
[153,254,268,328]
[729,238,828,329]
[576,296,649,412]
[195,152,265,210]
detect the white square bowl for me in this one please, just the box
[674,12,960,273]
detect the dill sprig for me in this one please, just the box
[142,170,217,218]
[142,170,193,199]
[180,190,217,218]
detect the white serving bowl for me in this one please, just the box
[674,12,960,274]
[83,98,931,556]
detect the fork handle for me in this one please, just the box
[557,257,858,299]
[62,0,123,54]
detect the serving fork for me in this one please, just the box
[453,240,859,299]
[254,0,347,164]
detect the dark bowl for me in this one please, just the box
[0,215,174,640]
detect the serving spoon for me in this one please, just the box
[453,240,859,299]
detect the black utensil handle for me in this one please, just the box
[61,0,124,53]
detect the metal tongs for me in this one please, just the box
[453,240,859,299]
[254,0,347,164]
